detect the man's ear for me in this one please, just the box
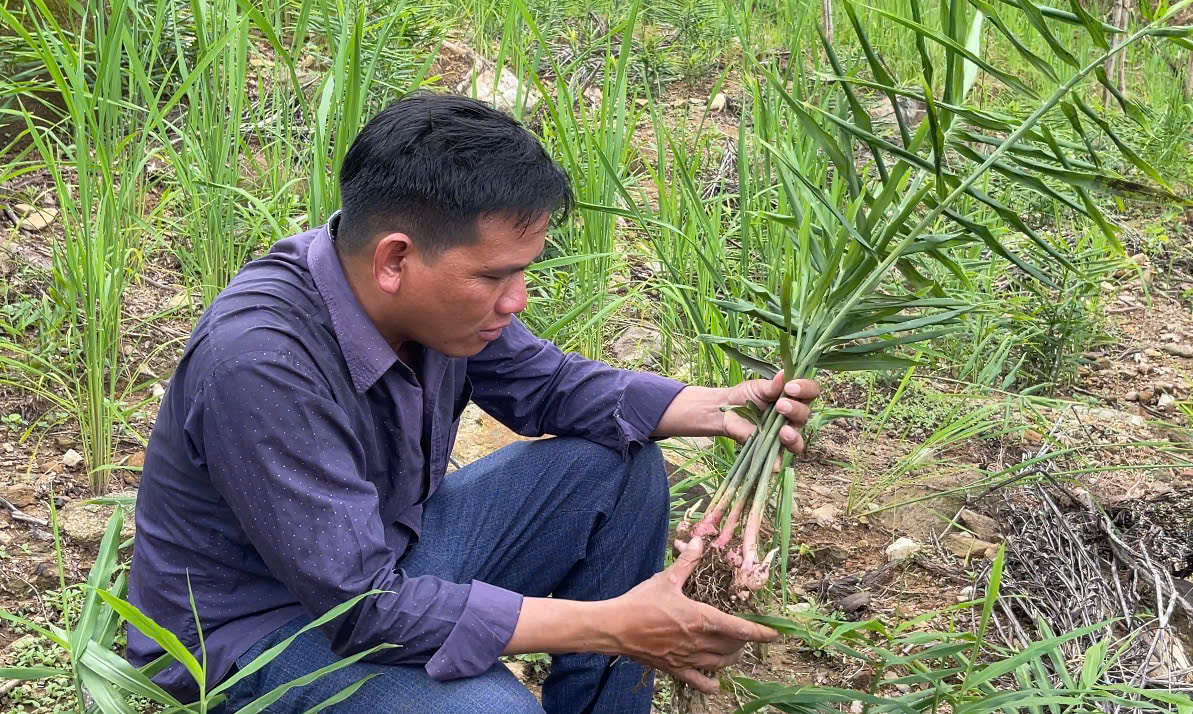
[373,232,414,295]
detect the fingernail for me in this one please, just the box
[787,383,801,397]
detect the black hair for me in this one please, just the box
[336,92,573,258]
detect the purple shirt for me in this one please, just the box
[127,216,685,702]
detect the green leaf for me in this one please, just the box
[301,674,383,713]
[859,1,1040,99]
[79,646,184,709]
[236,644,397,714]
[211,589,393,697]
[0,666,69,680]
[93,589,204,689]
[815,353,921,371]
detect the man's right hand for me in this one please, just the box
[599,537,779,694]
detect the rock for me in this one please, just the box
[608,325,662,365]
[1144,348,1164,359]
[808,544,850,566]
[1023,429,1043,446]
[450,403,533,468]
[957,585,975,602]
[503,659,530,683]
[850,701,864,714]
[1156,381,1175,393]
[1157,393,1176,411]
[61,449,83,470]
[164,288,191,311]
[56,493,136,546]
[785,602,814,622]
[1160,332,1180,342]
[944,534,999,559]
[2,442,12,453]
[709,92,728,112]
[809,503,841,530]
[885,537,921,561]
[152,383,166,399]
[839,591,871,613]
[1138,387,1156,403]
[1161,344,1193,359]
[959,508,1000,542]
[1,484,38,508]
[12,204,57,232]
[455,65,540,115]
[1125,391,1139,402]
[1095,357,1112,371]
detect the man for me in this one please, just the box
[128,93,819,713]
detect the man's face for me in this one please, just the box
[394,212,546,357]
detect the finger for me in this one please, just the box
[723,417,754,446]
[785,378,820,402]
[702,607,781,643]
[695,649,744,671]
[673,668,721,695]
[775,398,811,427]
[755,372,784,402]
[779,425,805,454]
[667,537,706,587]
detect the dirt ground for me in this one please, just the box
[1,68,1192,713]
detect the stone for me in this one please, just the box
[449,403,533,469]
[885,536,921,561]
[839,591,871,613]
[1,484,38,509]
[61,449,83,470]
[56,493,136,546]
[944,534,999,559]
[709,92,728,112]
[785,602,814,622]
[1138,387,1156,403]
[12,204,57,232]
[1157,393,1176,411]
[959,508,1000,542]
[1160,332,1180,342]
[1023,429,1043,445]
[1095,357,1112,371]
[809,503,841,530]
[164,288,191,311]
[1144,348,1164,359]
[455,65,540,115]
[608,325,662,365]
[1161,344,1193,359]
[958,585,975,602]
[152,383,166,399]
[1125,391,1139,402]
[850,702,864,714]
[809,544,850,566]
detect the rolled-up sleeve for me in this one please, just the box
[194,349,521,680]
[466,318,686,458]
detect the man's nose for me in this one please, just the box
[496,273,527,315]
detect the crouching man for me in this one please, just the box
[128,92,819,713]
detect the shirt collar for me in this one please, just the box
[308,211,397,392]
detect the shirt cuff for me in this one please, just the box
[424,581,523,681]
[613,372,687,458]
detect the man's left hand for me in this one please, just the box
[722,372,820,455]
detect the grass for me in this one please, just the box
[0,0,1190,710]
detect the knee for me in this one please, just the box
[628,442,669,511]
[455,668,544,714]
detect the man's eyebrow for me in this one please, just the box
[487,249,546,275]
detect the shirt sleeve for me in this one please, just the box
[466,317,686,459]
[193,349,520,680]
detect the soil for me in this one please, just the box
[0,46,1192,714]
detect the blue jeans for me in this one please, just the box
[213,437,669,713]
